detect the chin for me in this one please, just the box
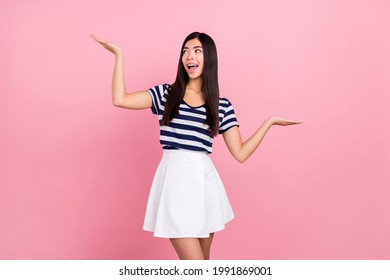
[188,74,202,80]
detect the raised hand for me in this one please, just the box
[268,116,302,126]
[90,34,122,55]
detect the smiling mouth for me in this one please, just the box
[187,63,198,69]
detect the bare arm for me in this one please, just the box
[90,34,152,109]
[223,117,302,163]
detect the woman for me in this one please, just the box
[91,32,301,260]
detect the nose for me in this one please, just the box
[187,51,195,60]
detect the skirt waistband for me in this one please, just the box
[162,149,208,161]
[163,149,208,158]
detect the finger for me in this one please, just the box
[286,121,303,125]
[275,120,300,125]
[90,34,105,43]
[282,118,302,123]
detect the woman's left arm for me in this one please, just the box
[223,117,302,163]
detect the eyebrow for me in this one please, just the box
[183,46,203,49]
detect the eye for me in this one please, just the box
[195,49,202,53]
[182,50,188,55]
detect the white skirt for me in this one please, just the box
[143,149,234,238]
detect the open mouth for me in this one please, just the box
[187,63,199,74]
[187,63,198,70]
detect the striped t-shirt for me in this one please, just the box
[147,84,239,154]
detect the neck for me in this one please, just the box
[186,76,203,92]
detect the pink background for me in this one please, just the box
[1,0,389,259]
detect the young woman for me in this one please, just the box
[91,32,301,260]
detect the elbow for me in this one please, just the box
[112,91,126,107]
[112,99,123,107]
[235,154,247,164]
[231,148,248,163]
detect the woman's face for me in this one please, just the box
[181,38,204,79]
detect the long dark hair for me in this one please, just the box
[161,32,220,137]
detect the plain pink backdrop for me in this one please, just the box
[1,0,389,259]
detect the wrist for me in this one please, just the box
[264,117,274,127]
[114,49,123,58]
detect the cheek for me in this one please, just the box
[199,56,204,68]
[196,54,203,63]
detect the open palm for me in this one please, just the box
[269,116,302,126]
[90,34,122,55]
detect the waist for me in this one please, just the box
[162,149,208,161]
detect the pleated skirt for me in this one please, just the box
[143,149,234,238]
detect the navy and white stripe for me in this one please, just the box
[148,84,239,154]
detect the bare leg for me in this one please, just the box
[170,238,204,260]
[199,233,214,260]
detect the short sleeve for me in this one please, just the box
[147,84,169,115]
[219,98,239,134]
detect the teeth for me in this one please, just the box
[187,64,198,68]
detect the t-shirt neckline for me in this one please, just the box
[182,100,206,109]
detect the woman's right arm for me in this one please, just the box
[90,34,152,109]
